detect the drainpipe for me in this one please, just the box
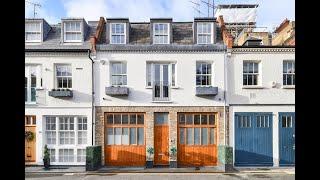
[88,49,95,146]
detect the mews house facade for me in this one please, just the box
[90,17,230,169]
[25,18,95,165]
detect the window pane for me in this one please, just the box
[196,75,201,86]
[201,115,208,125]
[243,63,248,73]
[253,75,258,85]
[122,114,128,124]
[249,63,253,73]
[179,128,185,144]
[196,63,201,74]
[254,63,258,73]
[243,75,248,85]
[138,128,144,145]
[194,128,200,145]
[122,128,129,145]
[107,128,114,145]
[186,128,193,145]
[201,128,208,145]
[114,115,121,124]
[179,114,185,125]
[172,64,176,86]
[248,75,253,85]
[130,128,136,144]
[130,114,136,124]
[186,114,193,125]
[137,114,144,124]
[194,115,200,125]
[210,128,215,144]
[115,128,121,145]
[147,63,152,86]
[107,115,113,124]
[155,113,168,125]
[209,115,215,125]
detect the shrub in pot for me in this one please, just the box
[43,145,50,169]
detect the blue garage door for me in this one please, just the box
[235,112,273,166]
[279,112,295,166]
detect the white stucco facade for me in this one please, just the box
[25,52,93,165]
[94,52,227,106]
[227,48,295,167]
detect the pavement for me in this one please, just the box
[25,172,295,180]
[25,166,295,179]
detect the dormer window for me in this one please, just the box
[25,22,41,42]
[197,22,213,44]
[64,21,82,42]
[110,23,126,44]
[153,23,169,44]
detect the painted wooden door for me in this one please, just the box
[235,112,273,166]
[154,113,169,165]
[177,113,217,167]
[25,115,36,162]
[104,113,146,166]
[279,112,295,166]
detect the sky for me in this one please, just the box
[25,0,294,31]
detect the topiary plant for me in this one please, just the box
[170,146,177,156]
[43,145,50,169]
[147,147,154,156]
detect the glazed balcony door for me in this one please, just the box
[153,64,170,101]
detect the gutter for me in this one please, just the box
[88,50,95,146]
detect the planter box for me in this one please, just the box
[146,161,153,168]
[196,86,218,96]
[169,161,177,168]
[105,86,129,96]
[48,90,73,97]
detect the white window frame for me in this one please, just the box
[63,21,82,43]
[146,62,177,88]
[197,22,213,44]
[44,116,88,164]
[196,61,212,87]
[153,23,170,44]
[242,61,260,87]
[110,61,127,86]
[25,65,42,104]
[25,22,42,43]
[283,60,295,87]
[110,23,126,44]
[55,64,72,89]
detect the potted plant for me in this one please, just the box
[146,147,154,168]
[43,145,50,170]
[169,146,177,168]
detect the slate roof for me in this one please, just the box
[25,21,98,51]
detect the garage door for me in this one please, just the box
[105,113,146,166]
[235,112,273,166]
[178,113,217,166]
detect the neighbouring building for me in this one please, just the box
[90,17,230,170]
[227,38,295,167]
[272,19,295,46]
[25,18,96,165]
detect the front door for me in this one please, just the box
[154,113,169,165]
[25,115,36,162]
[153,64,169,101]
[279,112,295,166]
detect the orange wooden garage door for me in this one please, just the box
[105,113,146,166]
[178,113,217,166]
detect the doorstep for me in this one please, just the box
[233,167,295,174]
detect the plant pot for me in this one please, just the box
[43,158,50,169]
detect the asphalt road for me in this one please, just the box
[25,173,295,180]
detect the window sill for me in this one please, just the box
[146,86,179,89]
[242,86,264,89]
[282,85,295,89]
[25,102,37,105]
[152,101,173,103]
[36,87,44,90]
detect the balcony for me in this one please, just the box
[48,89,73,97]
[195,86,218,96]
[152,81,170,102]
[105,86,129,96]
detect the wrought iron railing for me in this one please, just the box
[152,81,170,101]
